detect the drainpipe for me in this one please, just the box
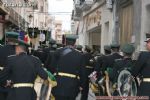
[112,0,117,43]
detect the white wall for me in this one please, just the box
[140,0,150,51]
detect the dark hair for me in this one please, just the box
[104,49,111,55]
[66,40,76,46]
[111,47,120,52]
[85,48,91,53]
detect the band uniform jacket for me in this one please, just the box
[44,49,56,73]
[51,47,86,98]
[0,45,16,67]
[94,54,105,76]
[102,53,123,72]
[0,44,16,100]
[0,52,48,100]
[131,51,150,96]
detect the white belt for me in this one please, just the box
[13,83,34,88]
[0,67,4,70]
[143,78,150,82]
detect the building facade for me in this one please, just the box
[54,20,62,44]
[72,0,113,53]
[0,0,53,48]
[112,0,150,52]
[72,0,150,53]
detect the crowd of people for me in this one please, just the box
[0,32,150,100]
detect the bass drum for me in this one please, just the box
[117,69,137,96]
[34,76,52,100]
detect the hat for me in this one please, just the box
[65,34,78,45]
[49,38,56,44]
[104,45,111,51]
[145,33,150,43]
[65,34,78,40]
[17,39,30,47]
[5,31,19,39]
[121,43,135,54]
[52,44,57,48]
[110,41,120,48]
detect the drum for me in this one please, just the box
[34,76,52,100]
[117,69,137,96]
[89,71,97,84]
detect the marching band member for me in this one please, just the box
[0,40,48,100]
[0,32,19,100]
[131,33,150,97]
[50,34,86,100]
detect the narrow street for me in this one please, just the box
[0,0,150,100]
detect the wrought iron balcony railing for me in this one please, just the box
[81,0,93,11]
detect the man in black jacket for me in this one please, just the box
[0,40,48,100]
[0,32,19,100]
[51,34,86,100]
[102,42,123,74]
[111,43,135,96]
[131,34,150,98]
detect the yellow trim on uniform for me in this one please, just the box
[0,67,4,70]
[13,83,34,88]
[143,78,150,82]
[86,66,93,69]
[54,72,80,79]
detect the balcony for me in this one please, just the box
[72,10,81,21]
[0,0,9,14]
[74,0,82,11]
[5,8,18,26]
[81,0,93,11]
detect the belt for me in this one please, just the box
[54,72,80,79]
[13,83,34,88]
[143,78,150,82]
[86,66,93,69]
[0,66,4,70]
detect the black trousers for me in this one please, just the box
[81,78,89,100]
[55,95,76,100]
[0,92,7,100]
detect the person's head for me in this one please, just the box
[65,34,78,46]
[84,45,91,53]
[6,31,19,45]
[110,42,120,53]
[104,45,111,55]
[121,43,135,58]
[52,44,57,50]
[145,33,150,51]
[15,40,29,55]
[49,38,56,47]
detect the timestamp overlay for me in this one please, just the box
[3,2,35,8]
[96,96,149,100]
